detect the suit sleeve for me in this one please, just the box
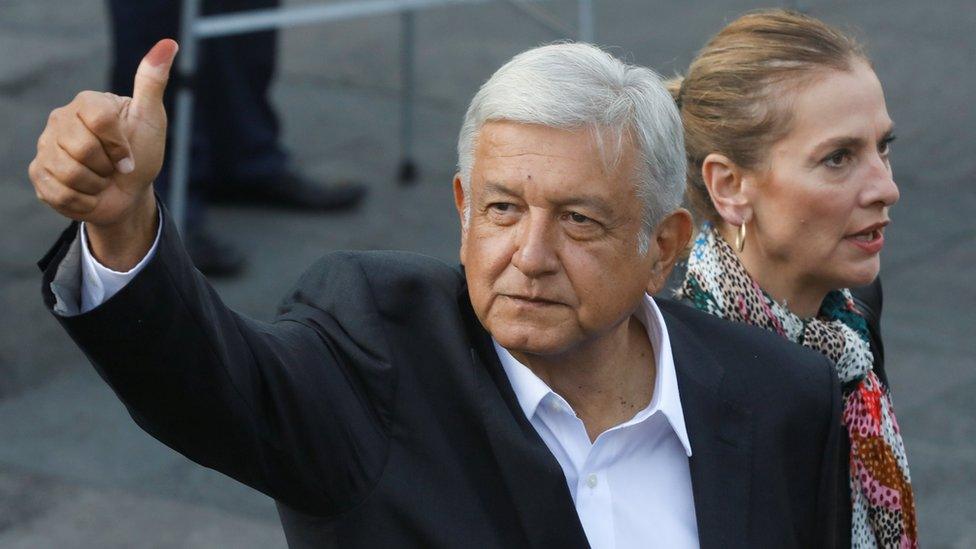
[78,214,162,313]
[815,353,852,549]
[38,208,395,517]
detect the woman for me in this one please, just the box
[669,10,916,548]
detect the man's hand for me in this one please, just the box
[28,39,178,270]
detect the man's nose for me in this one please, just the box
[511,213,560,277]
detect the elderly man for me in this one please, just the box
[32,40,847,548]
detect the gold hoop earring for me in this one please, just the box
[735,223,746,253]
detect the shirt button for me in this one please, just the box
[586,474,598,488]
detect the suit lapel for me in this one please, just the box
[457,284,755,548]
[461,297,590,549]
[664,307,753,548]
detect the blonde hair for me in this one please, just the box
[667,9,868,223]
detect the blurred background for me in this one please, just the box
[0,0,973,547]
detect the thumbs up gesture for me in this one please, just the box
[29,39,178,269]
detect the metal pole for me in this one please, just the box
[194,0,485,38]
[578,0,593,42]
[168,0,201,234]
[192,0,566,39]
[398,9,418,183]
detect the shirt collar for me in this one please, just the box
[493,339,553,420]
[493,294,693,457]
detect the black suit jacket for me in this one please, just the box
[40,215,848,548]
[851,279,887,388]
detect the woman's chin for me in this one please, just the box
[838,262,882,289]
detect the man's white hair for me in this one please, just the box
[456,42,686,254]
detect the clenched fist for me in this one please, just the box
[29,39,178,270]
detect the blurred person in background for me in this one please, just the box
[670,10,916,547]
[108,0,368,276]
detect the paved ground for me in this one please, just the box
[1,0,973,546]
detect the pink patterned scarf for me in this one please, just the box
[677,224,917,548]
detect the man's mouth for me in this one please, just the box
[504,294,562,306]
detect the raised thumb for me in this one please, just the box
[130,39,179,116]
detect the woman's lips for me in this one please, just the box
[845,229,885,254]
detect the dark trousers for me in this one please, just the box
[108,0,288,228]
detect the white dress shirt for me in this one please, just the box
[78,220,161,314]
[494,295,700,549]
[78,223,700,548]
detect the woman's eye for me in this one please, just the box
[824,150,851,169]
[879,135,896,157]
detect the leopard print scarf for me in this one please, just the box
[676,223,917,548]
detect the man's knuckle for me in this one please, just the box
[65,162,89,184]
[56,137,78,156]
[89,110,117,133]
[51,187,76,209]
[75,90,98,103]
[50,157,73,182]
[78,140,103,162]
[60,138,92,164]
[46,156,64,178]
[27,160,46,185]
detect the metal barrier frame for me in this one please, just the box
[169,0,594,231]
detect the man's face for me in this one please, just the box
[456,121,655,357]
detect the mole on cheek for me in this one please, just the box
[527,174,532,180]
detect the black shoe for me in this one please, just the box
[185,229,246,278]
[208,172,368,211]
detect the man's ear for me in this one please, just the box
[645,208,693,295]
[701,153,752,226]
[453,174,468,265]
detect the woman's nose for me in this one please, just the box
[863,156,900,208]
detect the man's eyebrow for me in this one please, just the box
[481,180,615,218]
[550,195,615,218]
[481,181,520,197]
